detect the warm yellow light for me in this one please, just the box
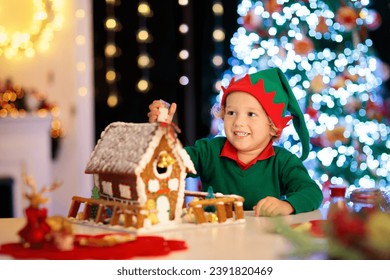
[137,29,150,42]
[9,108,20,118]
[212,55,224,67]
[24,48,35,58]
[75,9,85,19]
[137,54,153,68]
[105,43,117,57]
[0,0,64,59]
[178,0,188,6]
[50,105,61,117]
[179,24,189,34]
[75,35,86,45]
[212,2,224,16]
[51,119,61,130]
[214,80,222,92]
[213,28,225,42]
[0,109,7,118]
[137,79,150,92]
[105,17,118,30]
[37,108,49,118]
[76,62,86,72]
[106,70,117,82]
[138,2,153,17]
[78,87,88,97]
[107,94,118,107]
[179,49,189,60]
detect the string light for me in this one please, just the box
[136,1,154,94]
[75,1,92,113]
[178,0,191,87]
[178,0,189,6]
[104,0,121,107]
[0,0,64,59]
[211,1,225,93]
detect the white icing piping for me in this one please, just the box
[136,174,147,205]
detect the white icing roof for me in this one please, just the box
[85,122,196,175]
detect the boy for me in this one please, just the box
[148,67,323,216]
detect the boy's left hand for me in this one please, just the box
[253,196,294,217]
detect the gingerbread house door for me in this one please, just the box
[156,195,170,223]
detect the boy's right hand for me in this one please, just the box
[147,100,177,123]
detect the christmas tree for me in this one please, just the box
[216,0,390,196]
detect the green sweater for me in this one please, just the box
[185,137,323,213]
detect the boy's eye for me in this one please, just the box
[248,112,257,117]
[226,111,235,116]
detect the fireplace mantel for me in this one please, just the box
[0,115,52,217]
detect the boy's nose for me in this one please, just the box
[233,115,245,126]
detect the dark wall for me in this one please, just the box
[368,0,390,98]
[92,1,238,145]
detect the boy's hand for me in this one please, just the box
[253,196,294,217]
[147,100,177,123]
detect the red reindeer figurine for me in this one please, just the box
[18,173,61,249]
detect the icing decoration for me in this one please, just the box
[146,199,159,225]
[147,179,160,192]
[157,151,176,168]
[168,178,179,191]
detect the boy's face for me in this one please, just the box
[223,91,276,156]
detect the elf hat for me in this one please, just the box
[221,67,310,161]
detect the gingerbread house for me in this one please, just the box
[84,122,196,225]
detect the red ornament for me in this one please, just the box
[242,9,262,32]
[306,106,318,121]
[18,206,52,249]
[335,6,358,31]
[264,0,283,14]
[316,16,328,34]
[329,210,367,247]
[292,37,314,56]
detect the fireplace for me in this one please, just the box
[0,115,52,217]
[0,177,13,218]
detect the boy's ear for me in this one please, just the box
[269,127,278,137]
[268,118,278,137]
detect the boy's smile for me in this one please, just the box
[234,131,249,137]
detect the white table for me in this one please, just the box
[0,209,327,260]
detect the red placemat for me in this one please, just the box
[0,234,187,260]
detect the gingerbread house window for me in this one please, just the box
[119,184,131,199]
[153,150,174,180]
[102,181,113,197]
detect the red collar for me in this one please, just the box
[220,140,275,170]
